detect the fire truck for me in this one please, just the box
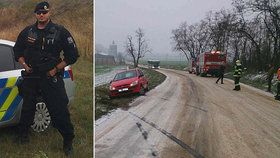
[196,51,226,76]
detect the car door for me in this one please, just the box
[0,44,22,124]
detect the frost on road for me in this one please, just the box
[95,68,280,158]
[95,66,127,87]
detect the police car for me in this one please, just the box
[0,39,75,132]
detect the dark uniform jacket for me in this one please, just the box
[13,20,79,73]
[219,65,225,75]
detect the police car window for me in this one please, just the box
[0,45,14,72]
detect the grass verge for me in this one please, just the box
[159,61,187,70]
[224,72,277,94]
[95,68,166,120]
[0,58,93,158]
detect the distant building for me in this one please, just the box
[108,41,117,58]
[95,53,116,65]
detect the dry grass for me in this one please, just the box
[0,0,93,60]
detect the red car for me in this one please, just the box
[109,69,148,97]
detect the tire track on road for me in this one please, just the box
[130,112,205,158]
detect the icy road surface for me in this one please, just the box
[95,68,280,158]
[95,66,127,87]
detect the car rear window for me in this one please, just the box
[114,71,137,81]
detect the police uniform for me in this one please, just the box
[233,60,242,91]
[13,2,79,153]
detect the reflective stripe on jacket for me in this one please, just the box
[233,64,242,77]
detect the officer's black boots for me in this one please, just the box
[63,139,74,157]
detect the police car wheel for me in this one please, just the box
[31,102,51,132]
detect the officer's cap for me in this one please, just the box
[34,1,50,13]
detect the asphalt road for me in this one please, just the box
[95,68,280,158]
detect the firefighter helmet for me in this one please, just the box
[236,60,241,66]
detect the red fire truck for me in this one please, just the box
[196,51,226,76]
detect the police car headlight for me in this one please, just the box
[109,85,115,90]
[130,81,138,87]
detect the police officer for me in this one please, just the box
[275,67,280,100]
[13,1,79,156]
[233,60,242,91]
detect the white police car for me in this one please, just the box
[0,39,75,132]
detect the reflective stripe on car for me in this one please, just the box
[0,77,18,88]
[0,87,21,121]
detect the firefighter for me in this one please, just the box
[233,60,242,91]
[275,67,280,100]
[13,1,79,156]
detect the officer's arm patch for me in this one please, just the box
[67,37,76,48]
[67,37,74,44]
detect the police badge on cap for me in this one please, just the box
[34,1,50,13]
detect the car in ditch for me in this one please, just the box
[0,39,75,132]
[109,69,148,97]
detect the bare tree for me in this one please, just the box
[171,0,279,72]
[248,0,280,68]
[171,22,192,61]
[171,21,212,62]
[125,28,151,68]
[232,0,280,70]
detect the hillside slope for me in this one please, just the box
[0,0,93,59]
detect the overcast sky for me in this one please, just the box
[96,0,233,60]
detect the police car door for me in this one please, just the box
[0,43,22,124]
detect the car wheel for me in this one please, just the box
[31,101,51,132]
[139,85,146,95]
